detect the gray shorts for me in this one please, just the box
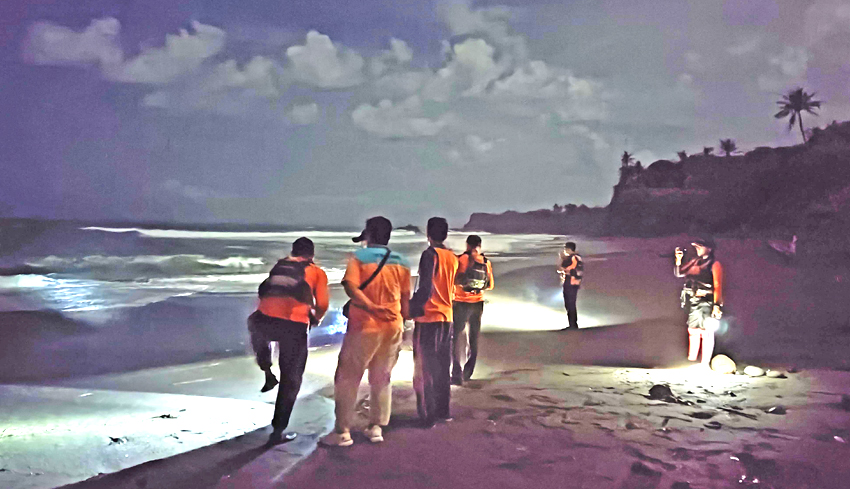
[686,299,712,330]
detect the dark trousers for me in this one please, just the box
[413,321,452,422]
[247,311,308,432]
[452,301,484,381]
[562,283,580,329]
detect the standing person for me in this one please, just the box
[248,237,328,445]
[451,234,494,385]
[557,241,584,330]
[674,238,723,366]
[320,217,411,446]
[410,217,458,426]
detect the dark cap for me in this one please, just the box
[691,237,716,249]
[352,216,392,244]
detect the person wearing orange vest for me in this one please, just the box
[451,234,494,385]
[410,217,458,426]
[248,237,329,445]
[674,238,724,366]
[320,217,412,447]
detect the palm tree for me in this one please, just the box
[774,88,822,143]
[620,151,634,167]
[719,139,737,157]
[703,146,714,156]
[677,151,688,162]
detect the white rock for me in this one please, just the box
[744,366,765,377]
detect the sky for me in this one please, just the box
[1,0,849,227]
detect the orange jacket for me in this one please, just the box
[258,258,329,325]
[342,246,412,333]
[411,245,458,323]
[454,251,494,303]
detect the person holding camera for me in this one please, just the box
[558,241,584,330]
[674,238,724,367]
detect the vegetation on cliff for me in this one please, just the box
[465,117,850,249]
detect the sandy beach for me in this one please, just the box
[3,234,850,488]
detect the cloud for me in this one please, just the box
[388,38,413,64]
[684,51,705,73]
[288,103,319,125]
[161,179,215,202]
[560,124,614,166]
[804,0,850,47]
[465,134,495,154]
[285,30,365,89]
[369,38,414,76]
[142,56,279,113]
[351,96,452,139]
[374,71,428,97]
[726,36,763,57]
[757,46,808,91]
[21,17,122,66]
[438,0,526,60]
[422,37,508,100]
[108,21,225,84]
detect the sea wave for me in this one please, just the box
[81,227,416,241]
[24,254,267,277]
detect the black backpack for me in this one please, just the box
[258,259,314,305]
[561,253,584,281]
[460,252,489,292]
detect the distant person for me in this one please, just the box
[320,217,411,446]
[410,217,458,426]
[557,241,584,330]
[451,234,494,385]
[248,237,329,445]
[674,238,723,366]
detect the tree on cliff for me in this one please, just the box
[677,151,688,162]
[703,146,714,156]
[719,139,737,157]
[621,151,634,167]
[775,87,822,143]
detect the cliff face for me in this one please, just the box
[464,120,850,239]
[464,208,606,235]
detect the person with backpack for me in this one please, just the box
[248,237,329,445]
[558,241,583,330]
[410,217,458,426]
[320,217,411,446]
[451,235,494,385]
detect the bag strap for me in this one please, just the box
[359,248,392,290]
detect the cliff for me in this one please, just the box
[464,120,850,242]
[465,206,607,235]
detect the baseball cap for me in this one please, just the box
[691,237,716,249]
[352,216,392,243]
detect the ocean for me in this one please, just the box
[0,218,563,319]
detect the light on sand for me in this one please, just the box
[615,364,749,387]
[482,297,602,332]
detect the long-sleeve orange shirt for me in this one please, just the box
[411,245,458,323]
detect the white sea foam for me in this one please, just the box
[80,227,417,242]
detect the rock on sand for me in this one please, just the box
[744,366,765,377]
[710,354,736,374]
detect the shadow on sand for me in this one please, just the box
[481,317,691,370]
